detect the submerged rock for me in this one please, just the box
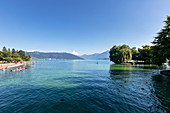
[60,99,64,101]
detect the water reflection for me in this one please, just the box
[0,65,31,80]
[151,74,170,112]
[109,64,170,112]
[109,64,133,86]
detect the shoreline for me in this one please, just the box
[160,70,170,76]
[0,62,33,70]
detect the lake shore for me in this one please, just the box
[160,70,170,76]
[0,62,33,70]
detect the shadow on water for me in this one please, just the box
[151,74,170,112]
[109,64,158,82]
[109,64,170,112]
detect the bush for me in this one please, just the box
[4,57,13,63]
[12,53,20,58]
[15,58,21,62]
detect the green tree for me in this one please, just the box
[119,48,132,62]
[0,51,4,61]
[152,16,170,65]
[109,44,132,64]
[8,48,10,52]
[12,53,20,58]
[25,53,31,61]
[18,50,26,59]
[4,57,13,63]
[151,46,166,66]
[2,51,12,58]
[2,46,7,52]
[131,47,139,60]
[138,45,152,64]
[12,48,16,55]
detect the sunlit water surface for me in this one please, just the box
[0,60,170,113]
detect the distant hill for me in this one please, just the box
[27,51,84,60]
[81,51,109,60]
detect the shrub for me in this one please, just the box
[15,58,21,62]
[4,57,13,63]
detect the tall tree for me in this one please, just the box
[119,48,132,62]
[12,53,20,58]
[8,48,10,52]
[138,45,152,64]
[18,50,26,59]
[0,51,3,60]
[2,46,7,52]
[12,48,16,54]
[25,53,31,61]
[2,51,12,58]
[131,47,139,60]
[110,44,132,64]
[152,16,170,65]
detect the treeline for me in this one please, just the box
[110,45,153,64]
[110,16,170,66]
[0,46,31,62]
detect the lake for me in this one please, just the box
[0,60,170,113]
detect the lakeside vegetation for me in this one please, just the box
[110,16,170,66]
[0,47,31,63]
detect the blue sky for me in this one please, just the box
[0,0,170,55]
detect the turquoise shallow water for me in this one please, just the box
[0,60,170,113]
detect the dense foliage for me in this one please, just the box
[110,45,153,64]
[0,46,31,62]
[152,16,170,66]
[138,45,152,64]
[110,16,170,65]
[109,45,132,64]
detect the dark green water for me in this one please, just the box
[0,60,170,113]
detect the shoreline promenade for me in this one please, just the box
[0,62,33,70]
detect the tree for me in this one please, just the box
[151,46,166,66]
[110,44,132,64]
[2,46,7,52]
[0,47,31,62]
[12,53,20,58]
[12,48,16,55]
[138,45,152,64]
[152,16,170,66]
[18,50,25,59]
[2,51,12,58]
[4,57,13,63]
[119,48,132,62]
[131,47,139,60]
[25,53,31,61]
[0,51,4,61]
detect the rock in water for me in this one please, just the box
[60,99,64,101]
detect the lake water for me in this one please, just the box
[0,60,170,113]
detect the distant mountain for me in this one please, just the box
[81,51,109,60]
[27,51,84,60]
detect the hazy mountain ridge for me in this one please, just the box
[27,51,84,60]
[81,51,109,60]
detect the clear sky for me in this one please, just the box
[0,0,170,55]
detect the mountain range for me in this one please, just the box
[27,51,83,60]
[27,50,110,60]
[81,51,109,60]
